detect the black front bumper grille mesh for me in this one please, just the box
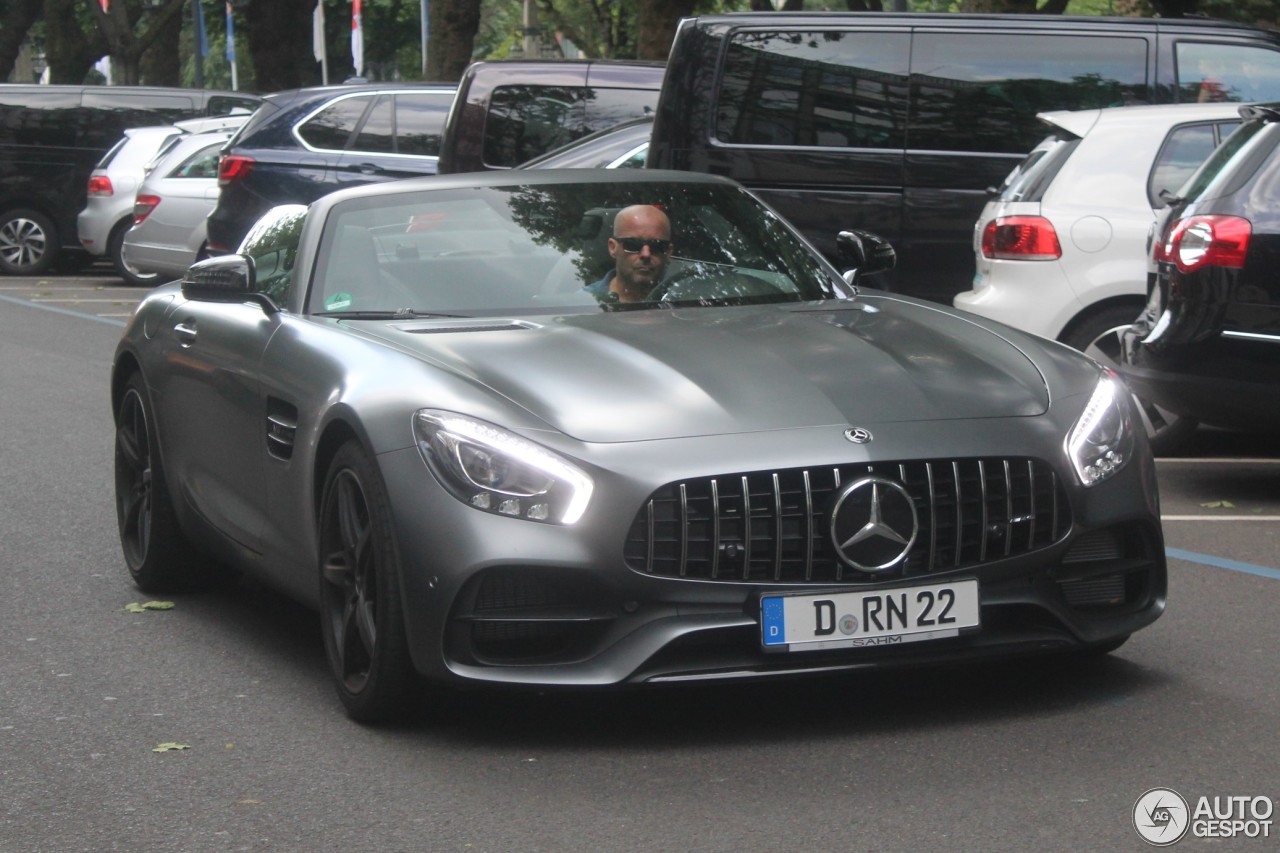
[624,458,1071,584]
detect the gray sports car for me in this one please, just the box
[111,170,1165,722]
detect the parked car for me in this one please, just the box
[954,103,1244,451]
[112,169,1165,722]
[1120,103,1280,438]
[648,12,1280,304]
[0,84,260,275]
[436,59,663,174]
[121,129,236,281]
[517,115,651,169]
[206,82,456,254]
[77,114,249,285]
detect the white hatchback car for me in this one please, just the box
[956,102,1244,349]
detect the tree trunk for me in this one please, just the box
[637,0,695,61]
[0,0,45,83]
[140,5,183,87]
[45,0,106,84]
[426,0,481,82]
[244,0,322,91]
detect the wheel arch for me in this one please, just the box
[1057,295,1147,348]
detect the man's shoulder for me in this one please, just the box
[584,272,616,300]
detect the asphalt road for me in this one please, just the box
[2,273,1278,852]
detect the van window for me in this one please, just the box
[0,91,83,147]
[483,86,588,167]
[908,34,1148,155]
[715,30,910,149]
[206,95,261,115]
[1176,42,1280,103]
[80,91,194,147]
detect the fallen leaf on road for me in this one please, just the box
[152,743,189,752]
[125,601,175,612]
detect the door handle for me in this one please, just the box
[174,320,197,346]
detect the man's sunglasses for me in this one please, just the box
[615,237,671,254]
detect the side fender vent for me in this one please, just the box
[266,399,298,461]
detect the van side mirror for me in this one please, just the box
[836,229,896,287]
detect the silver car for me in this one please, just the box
[77,114,249,285]
[111,170,1166,722]
[121,130,233,281]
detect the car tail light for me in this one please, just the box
[981,216,1062,261]
[1153,215,1251,273]
[218,155,254,187]
[87,175,113,197]
[133,194,161,225]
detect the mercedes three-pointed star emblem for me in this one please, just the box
[829,476,919,571]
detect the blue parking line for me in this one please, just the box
[0,293,128,327]
[1166,547,1280,581]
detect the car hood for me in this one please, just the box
[355,298,1049,443]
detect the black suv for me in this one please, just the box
[0,84,260,275]
[206,82,456,254]
[1121,104,1280,437]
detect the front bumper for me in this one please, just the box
[376,418,1166,689]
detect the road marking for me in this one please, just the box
[1162,515,1280,521]
[1166,547,1280,581]
[0,293,127,327]
[1157,457,1280,464]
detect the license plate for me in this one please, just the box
[760,579,979,651]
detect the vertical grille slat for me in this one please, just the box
[803,470,815,581]
[624,457,1072,584]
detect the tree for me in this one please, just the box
[427,0,482,80]
[244,0,320,91]
[637,0,697,60]
[0,0,45,83]
[90,0,188,86]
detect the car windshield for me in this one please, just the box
[307,181,846,316]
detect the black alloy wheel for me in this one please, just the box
[318,441,418,722]
[114,373,202,590]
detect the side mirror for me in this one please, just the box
[836,229,896,287]
[181,254,278,314]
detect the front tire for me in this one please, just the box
[0,208,58,275]
[318,441,419,723]
[114,372,204,591]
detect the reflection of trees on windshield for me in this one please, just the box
[501,183,833,292]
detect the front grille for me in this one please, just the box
[624,458,1071,584]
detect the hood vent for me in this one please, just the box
[397,319,540,335]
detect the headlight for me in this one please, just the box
[414,410,593,525]
[1065,370,1134,487]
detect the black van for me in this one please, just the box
[437,59,664,174]
[648,13,1280,303]
[0,84,260,275]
